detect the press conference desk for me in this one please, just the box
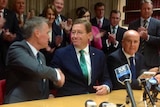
[1,90,160,107]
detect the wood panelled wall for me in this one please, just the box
[8,0,119,20]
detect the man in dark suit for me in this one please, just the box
[102,10,127,56]
[12,0,27,28]
[107,30,146,90]
[52,0,71,48]
[50,19,112,97]
[128,0,160,69]
[4,17,65,104]
[90,2,110,30]
[0,0,23,79]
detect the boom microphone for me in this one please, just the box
[115,64,136,107]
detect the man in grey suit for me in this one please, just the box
[4,17,65,104]
[128,0,160,69]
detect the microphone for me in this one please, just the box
[85,100,97,107]
[138,70,158,106]
[115,64,136,107]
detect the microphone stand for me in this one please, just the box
[141,79,156,107]
[124,80,136,107]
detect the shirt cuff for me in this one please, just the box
[103,85,110,93]
[106,39,111,47]
[113,41,119,48]
[146,35,149,41]
[55,68,61,80]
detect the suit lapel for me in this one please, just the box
[89,47,96,81]
[69,45,83,75]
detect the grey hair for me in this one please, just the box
[141,0,152,4]
[22,16,48,39]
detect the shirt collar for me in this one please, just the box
[75,45,89,54]
[96,17,104,23]
[141,17,151,24]
[122,48,135,59]
[26,41,39,57]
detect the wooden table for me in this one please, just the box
[1,90,160,107]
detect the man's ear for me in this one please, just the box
[33,29,40,38]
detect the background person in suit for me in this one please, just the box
[107,30,146,90]
[50,19,112,97]
[91,2,110,30]
[52,0,72,48]
[4,17,65,104]
[12,0,27,28]
[102,10,127,56]
[128,0,160,69]
[0,0,23,80]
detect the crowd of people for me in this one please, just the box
[1,0,160,104]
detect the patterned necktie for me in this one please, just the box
[129,57,136,79]
[37,52,42,64]
[79,50,88,81]
[98,20,102,28]
[143,20,148,28]
[112,26,116,34]
[140,20,148,54]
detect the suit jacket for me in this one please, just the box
[4,40,58,104]
[52,15,70,48]
[107,49,146,90]
[102,25,127,56]
[50,44,112,97]
[91,17,110,30]
[0,9,23,79]
[128,17,160,68]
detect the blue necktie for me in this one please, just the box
[129,57,136,79]
[37,52,42,64]
[79,50,88,80]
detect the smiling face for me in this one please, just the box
[53,0,64,14]
[71,24,91,49]
[122,30,140,55]
[46,8,56,24]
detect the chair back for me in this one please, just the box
[0,79,6,105]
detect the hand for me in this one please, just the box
[55,69,65,87]
[55,35,63,47]
[45,46,55,53]
[2,29,16,42]
[0,18,5,29]
[63,18,73,34]
[108,32,116,44]
[154,74,160,84]
[93,85,109,95]
[138,26,148,40]
[148,67,159,72]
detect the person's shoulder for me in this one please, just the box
[108,49,121,58]
[55,45,73,53]
[90,46,104,55]
[150,17,160,23]
[4,8,16,15]
[129,18,140,25]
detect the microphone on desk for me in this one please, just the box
[138,70,159,106]
[114,64,136,107]
[85,100,97,107]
